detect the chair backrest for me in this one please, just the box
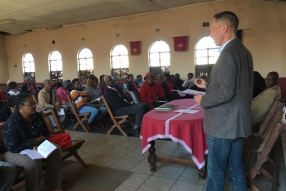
[42,110,64,134]
[32,95,38,104]
[256,99,281,136]
[101,95,117,121]
[66,95,79,115]
[257,111,284,152]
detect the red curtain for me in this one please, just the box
[173,36,188,52]
[130,41,141,55]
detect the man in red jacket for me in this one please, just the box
[140,72,165,111]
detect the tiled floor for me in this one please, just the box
[13,130,286,191]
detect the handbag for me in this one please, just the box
[49,133,72,149]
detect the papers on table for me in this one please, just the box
[172,89,205,95]
[20,140,57,159]
[181,89,206,95]
[174,109,199,114]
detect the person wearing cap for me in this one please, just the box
[21,76,37,95]
[140,72,165,110]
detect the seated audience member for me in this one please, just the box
[134,74,144,87]
[36,79,66,127]
[174,73,185,90]
[21,76,37,95]
[161,73,181,101]
[7,81,20,96]
[140,72,165,110]
[71,78,106,131]
[182,73,195,89]
[104,75,147,136]
[252,71,281,126]
[127,74,140,103]
[86,76,103,100]
[5,79,15,94]
[57,80,72,105]
[52,82,63,90]
[170,75,175,82]
[2,93,62,191]
[253,71,266,99]
[99,75,106,92]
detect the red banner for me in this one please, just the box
[173,36,188,52]
[130,41,141,55]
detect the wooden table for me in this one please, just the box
[140,99,208,179]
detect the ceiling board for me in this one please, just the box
[0,0,223,35]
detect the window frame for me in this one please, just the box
[77,48,94,81]
[148,40,171,79]
[22,53,36,81]
[110,44,129,80]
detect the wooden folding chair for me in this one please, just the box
[66,95,90,132]
[243,112,285,191]
[101,95,134,136]
[32,94,38,104]
[42,110,88,168]
[253,98,281,136]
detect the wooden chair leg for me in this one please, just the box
[260,167,273,182]
[73,122,80,130]
[248,184,260,191]
[79,120,89,133]
[72,151,88,168]
[116,124,128,136]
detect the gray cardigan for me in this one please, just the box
[201,38,254,139]
[86,87,102,100]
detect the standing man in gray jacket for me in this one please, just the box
[194,11,253,191]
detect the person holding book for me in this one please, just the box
[2,93,62,191]
[140,72,165,110]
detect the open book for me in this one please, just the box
[20,140,57,160]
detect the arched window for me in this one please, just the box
[22,53,36,81]
[49,51,63,82]
[78,48,93,81]
[195,36,219,78]
[149,41,170,79]
[111,45,129,79]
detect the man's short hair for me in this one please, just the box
[268,71,279,81]
[128,74,133,79]
[72,78,80,85]
[8,82,17,89]
[104,75,111,81]
[136,75,142,78]
[213,11,239,31]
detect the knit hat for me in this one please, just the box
[62,80,71,86]
[144,72,155,80]
[24,76,32,81]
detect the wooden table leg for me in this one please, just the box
[148,140,157,172]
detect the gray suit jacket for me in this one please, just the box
[201,38,253,139]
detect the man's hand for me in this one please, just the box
[34,136,46,145]
[54,105,61,111]
[195,78,207,89]
[194,94,204,106]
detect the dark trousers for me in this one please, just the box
[115,102,147,127]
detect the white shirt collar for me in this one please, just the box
[218,38,236,53]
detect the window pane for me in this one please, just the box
[149,41,170,68]
[78,48,93,71]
